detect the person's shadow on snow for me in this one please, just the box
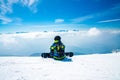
[60,58,73,62]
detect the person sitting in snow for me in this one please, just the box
[50,36,65,58]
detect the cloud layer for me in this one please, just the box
[0,28,120,56]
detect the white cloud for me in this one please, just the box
[0,0,20,15]
[0,34,18,47]
[110,30,120,34]
[55,19,64,23]
[71,15,93,23]
[98,19,120,23]
[20,0,37,6]
[71,3,120,23]
[29,0,36,6]
[95,3,120,19]
[0,29,120,55]
[20,0,39,13]
[0,0,39,24]
[0,15,12,24]
[87,27,101,36]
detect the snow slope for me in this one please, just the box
[0,52,120,80]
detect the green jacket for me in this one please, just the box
[50,40,65,53]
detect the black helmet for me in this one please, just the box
[54,36,61,40]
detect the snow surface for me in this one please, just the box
[0,52,120,80]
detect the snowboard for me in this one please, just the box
[41,52,74,60]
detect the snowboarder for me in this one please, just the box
[41,35,73,60]
[50,36,65,59]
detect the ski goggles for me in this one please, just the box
[54,40,59,43]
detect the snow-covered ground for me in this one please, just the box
[0,52,120,80]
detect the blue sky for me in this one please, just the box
[0,0,120,32]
